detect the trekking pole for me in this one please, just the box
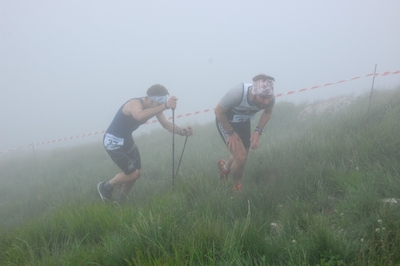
[172,108,175,186]
[175,135,189,179]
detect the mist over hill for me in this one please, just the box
[0,86,399,265]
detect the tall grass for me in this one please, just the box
[1,87,400,265]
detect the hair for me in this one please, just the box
[252,74,275,82]
[146,84,169,97]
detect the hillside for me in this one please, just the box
[1,87,400,265]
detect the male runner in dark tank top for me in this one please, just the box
[97,84,193,203]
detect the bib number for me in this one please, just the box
[231,114,254,123]
[104,133,124,150]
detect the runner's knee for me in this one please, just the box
[127,169,141,181]
[235,152,247,166]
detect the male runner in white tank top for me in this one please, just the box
[215,74,275,191]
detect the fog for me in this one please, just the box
[1,0,400,153]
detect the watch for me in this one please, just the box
[254,126,262,135]
[226,129,235,136]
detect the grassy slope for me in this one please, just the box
[0,87,400,265]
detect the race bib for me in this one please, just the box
[104,133,124,150]
[231,114,255,123]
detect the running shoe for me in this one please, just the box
[233,183,243,191]
[97,181,112,202]
[218,159,230,180]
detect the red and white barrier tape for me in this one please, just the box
[1,70,399,155]
[275,70,399,97]
[0,131,106,154]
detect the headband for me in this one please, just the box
[251,79,274,96]
[148,95,168,103]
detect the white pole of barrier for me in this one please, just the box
[31,142,38,170]
[172,109,175,187]
[368,64,378,117]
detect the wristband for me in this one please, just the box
[254,126,262,135]
[226,129,235,136]
[165,102,170,109]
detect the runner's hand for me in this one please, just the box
[181,126,194,136]
[226,134,242,152]
[167,96,178,110]
[250,131,261,150]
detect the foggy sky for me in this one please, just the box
[1,0,400,152]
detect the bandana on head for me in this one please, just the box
[148,95,168,103]
[251,79,274,96]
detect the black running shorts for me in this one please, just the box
[103,135,141,175]
[216,118,251,149]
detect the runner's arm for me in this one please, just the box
[156,112,184,135]
[214,103,235,133]
[125,100,167,122]
[250,107,273,150]
[256,107,274,132]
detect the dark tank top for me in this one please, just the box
[106,98,147,139]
